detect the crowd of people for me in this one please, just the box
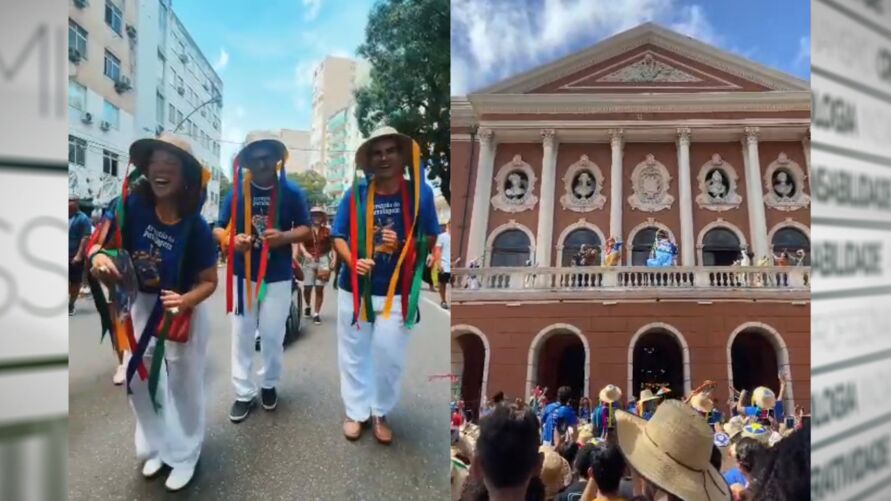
[450,375,809,501]
[69,126,447,491]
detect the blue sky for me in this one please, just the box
[174,0,376,172]
[451,0,810,95]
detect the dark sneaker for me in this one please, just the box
[313,314,321,325]
[261,387,278,411]
[69,304,75,316]
[304,307,311,317]
[440,302,450,310]
[229,399,256,423]
[254,335,261,352]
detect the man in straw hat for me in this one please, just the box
[214,133,311,423]
[637,388,661,421]
[595,384,623,439]
[297,206,335,324]
[736,370,787,425]
[615,399,732,501]
[330,126,440,444]
[88,132,218,491]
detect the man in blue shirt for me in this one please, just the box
[68,196,92,316]
[215,135,311,423]
[331,126,440,444]
[541,386,579,446]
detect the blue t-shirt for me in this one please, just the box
[69,211,91,258]
[103,194,217,294]
[723,468,747,487]
[218,181,311,283]
[332,181,440,296]
[541,403,578,445]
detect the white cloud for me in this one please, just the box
[451,0,730,95]
[794,36,810,69]
[213,48,230,72]
[303,0,323,21]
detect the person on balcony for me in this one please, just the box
[645,230,677,267]
[603,237,622,267]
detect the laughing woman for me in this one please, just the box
[88,133,217,492]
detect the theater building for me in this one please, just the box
[449,24,811,418]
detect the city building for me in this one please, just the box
[450,24,812,418]
[323,103,364,201]
[68,0,139,209]
[309,56,370,176]
[161,10,224,223]
[244,129,311,174]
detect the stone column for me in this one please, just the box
[802,129,811,193]
[467,128,496,265]
[609,129,624,248]
[676,128,695,266]
[744,127,770,259]
[536,129,557,267]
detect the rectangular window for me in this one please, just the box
[169,104,176,125]
[103,150,119,177]
[103,99,120,129]
[68,135,86,166]
[170,68,178,87]
[105,1,123,36]
[104,50,121,81]
[68,80,87,111]
[176,75,184,90]
[177,109,184,124]
[156,92,165,123]
[68,20,88,58]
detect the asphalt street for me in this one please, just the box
[68,271,451,500]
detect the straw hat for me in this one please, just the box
[752,386,776,410]
[354,126,414,171]
[615,400,731,501]
[237,131,288,166]
[310,206,327,214]
[129,132,207,186]
[724,416,745,441]
[577,424,594,445]
[639,389,660,403]
[538,445,572,499]
[599,384,622,404]
[690,392,715,414]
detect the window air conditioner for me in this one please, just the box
[81,112,93,124]
[99,120,111,131]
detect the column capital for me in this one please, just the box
[541,129,556,148]
[677,127,692,146]
[744,127,760,144]
[478,127,494,146]
[609,128,624,148]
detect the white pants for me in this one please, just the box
[231,279,292,401]
[128,292,210,470]
[336,290,411,421]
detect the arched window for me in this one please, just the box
[702,228,740,266]
[772,227,810,264]
[491,230,531,267]
[561,229,601,266]
[631,227,659,266]
[632,330,684,398]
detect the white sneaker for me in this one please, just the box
[112,364,126,385]
[141,457,163,478]
[165,466,195,491]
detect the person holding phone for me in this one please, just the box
[88,133,217,491]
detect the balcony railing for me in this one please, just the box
[451,265,810,300]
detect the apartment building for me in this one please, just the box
[309,56,370,175]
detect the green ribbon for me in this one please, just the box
[405,236,428,329]
[148,312,173,413]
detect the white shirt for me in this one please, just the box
[436,232,451,273]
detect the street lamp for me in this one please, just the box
[167,94,223,136]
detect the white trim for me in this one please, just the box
[560,155,607,212]
[560,50,741,90]
[477,23,808,94]
[626,219,676,264]
[726,322,794,411]
[555,219,607,267]
[525,323,591,399]
[485,220,536,267]
[627,322,692,399]
[491,155,539,213]
[627,153,674,212]
[451,324,492,404]
[695,153,743,212]
[763,153,811,212]
[696,219,748,265]
[767,219,811,245]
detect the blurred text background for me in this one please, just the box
[0,0,69,500]
[811,1,891,500]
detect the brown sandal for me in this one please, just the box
[371,416,393,445]
[343,418,364,441]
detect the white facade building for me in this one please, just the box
[309,56,370,175]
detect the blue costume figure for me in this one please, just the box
[595,385,622,438]
[541,387,578,446]
[740,384,786,424]
[578,397,593,424]
[646,230,677,267]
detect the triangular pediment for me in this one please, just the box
[474,23,808,95]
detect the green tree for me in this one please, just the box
[287,170,330,208]
[354,0,450,203]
